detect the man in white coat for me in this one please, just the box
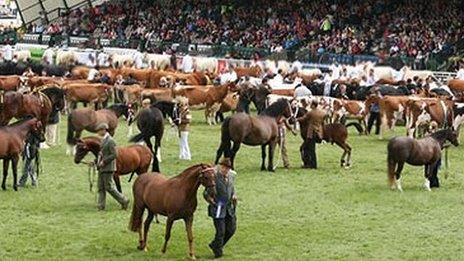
[181,53,194,73]
[3,42,13,61]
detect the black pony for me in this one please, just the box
[129,101,181,172]
[236,84,271,114]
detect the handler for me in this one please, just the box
[204,158,237,258]
[299,101,325,169]
[95,123,129,211]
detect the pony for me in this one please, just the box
[0,117,44,191]
[236,81,272,114]
[74,136,152,193]
[387,129,459,191]
[129,164,216,259]
[66,104,132,155]
[215,98,295,171]
[0,86,65,127]
[129,101,181,172]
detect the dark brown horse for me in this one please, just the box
[215,98,295,171]
[0,86,65,127]
[0,117,44,191]
[74,136,153,192]
[387,129,459,191]
[66,104,133,155]
[129,164,216,259]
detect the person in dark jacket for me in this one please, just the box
[367,92,381,135]
[204,158,237,258]
[96,123,129,211]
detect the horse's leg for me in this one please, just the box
[161,217,174,254]
[1,159,9,190]
[113,174,122,193]
[423,164,432,191]
[268,141,276,172]
[140,210,155,252]
[387,159,397,190]
[184,215,196,259]
[230,142,241,170]
[12,156,18,191]
[395,162,405,192]
[260,145,266,171]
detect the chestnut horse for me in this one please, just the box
[1,117,44,191]
[0,86,65,127]
[66,104,133,154]
[63,83,111,111]
[387,129,459,191]
[215,98,295,171]
[74,136,152,192]
[129,164,216,259]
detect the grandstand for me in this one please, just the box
[6,0,464,72]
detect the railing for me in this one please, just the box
[16,33,271,59]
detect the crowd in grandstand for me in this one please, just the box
[25,0,464,61]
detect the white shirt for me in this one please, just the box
[330,64,341,80]
[97,52,109,67]
[86,58,96,68]
[43,48,55,65]
[392,69,404,81]
[133,51,143,69]
[366,75,378,86]
[3,44,13,61]
[181,55,194,73]
[290,60,302,73]
[457,69,464,80]
[273,74,284,84]
[294,86,312,97]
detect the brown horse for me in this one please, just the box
[0,117,44,191]
[66,104,132,155]
[129,164,216,259]
[0,76,22,91]
[74,136,152,192]
[63,83,111,111]
[0,86,65,127]
[215,98,295,171]
[387,129,459,191]
[234,65,262,78]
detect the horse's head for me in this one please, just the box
[446,129,460,147]
[28,119,45,143]
[198,164,216,193]
[74,139,91,164]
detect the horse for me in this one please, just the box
[66,104,133,155]
[236,81,271,114]
[0,86,65,127]
[0,117,44,191]
[295,107,361,168]
[215,98,295,171]
[129,164,216,259]
[74,136,152,193]
[387,129,459,191]
[129,101,181,172]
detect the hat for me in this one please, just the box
[95,123,109,131]
[218,158,232,169]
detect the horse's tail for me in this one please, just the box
[129,185,146,232]
[66,113,76,145]
[345,122,363,135]
[387,142,396,188]
[215,117,232,163]
[129,132,145,143]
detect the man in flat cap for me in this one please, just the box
[204,158,238,258]
[95,123,129,211]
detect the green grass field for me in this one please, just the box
[1,110,464,260]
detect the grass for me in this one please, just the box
[1,110,464,260]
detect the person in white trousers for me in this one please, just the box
[177,98,192,160]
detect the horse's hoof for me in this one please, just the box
[190,255,197,260]
[143,246,148,252]
[1,186,6,191]
[13,185,18,191]
[260,167,266,171]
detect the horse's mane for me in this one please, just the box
[7,116,35,127]
[40,85,65,97]
[260,98,289,117]
[174,164,209,179]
